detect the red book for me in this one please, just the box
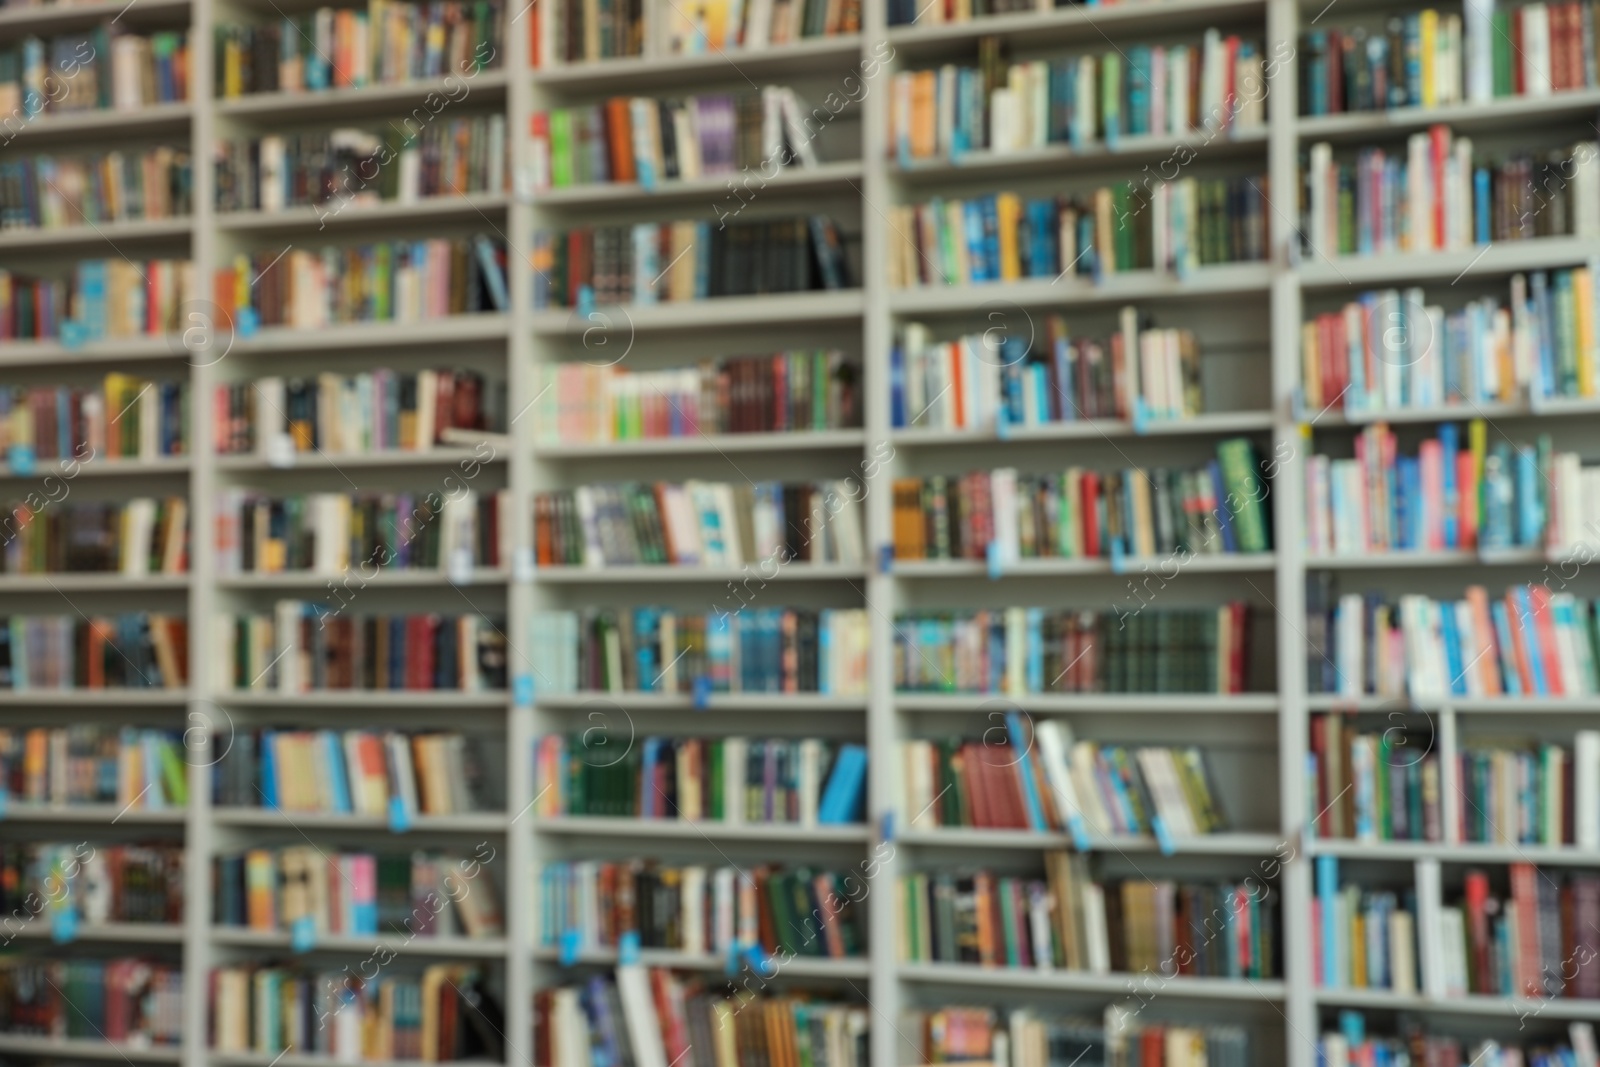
[1511,863,1543,996]
[1464,870,1493,992]
[1430,125,1449,249]
[1512,9,1526,95]
[603,98,636,183]
[1504,590,1535,693]
[1081,472,1101,558]
[1529,586,1566,695]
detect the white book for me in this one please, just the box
[1416,858,1447,997]
[1390,909,1418,993]
[1524,4,1553,95]
[1035,720,1087,837]
[1465,0,1494,101]
[680,866,706,953]
[1081,881,1110,973]
[723,737,746,823]
[990,466,1019,565]
[1439,905,1469,996]
[799,738,822,826]
[1577,731,1600,848]
[1069,740,1113,834]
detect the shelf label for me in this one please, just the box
[725,940,740,976]
[514,674,534,708]
[619,929,641,965]
[577,286,596,319]
[1110,541,1129,575]
[7,445,35,477]
[237,307,260,339]
[513,547,535,584]
[1132,400,1151,435]
[1065,813,1091,852]
[1151,814,1177,856]
[878,810,896,844]
[51,908,77,944]
[559,927,580,966]
[291,915,316,953]
[743,944,774,977]
[951,129,968,161]
[995,416,1011,440]
[0,789,8,821]
[986,541,1003,581]
[877,543,893,575]
[387,795,412,834]
[637,161,658,190]
[692,676,713,711]
[266,433,296,469]
[59,321,89,349]
[447,547,474,585]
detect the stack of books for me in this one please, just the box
[0,148,191,229]
[895,605,1254,695]
[2,842,185,924]
[1,498,189,575]
[0,258,193,342]
[0,614,188,689]
[0,28,189,116]
[0,958,182,1043]
[0,726,190,809]
[1308,713,1444,842]
[1,376,188,463]
[531,734,869,825]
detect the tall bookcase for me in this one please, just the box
[5,0,1600,1061]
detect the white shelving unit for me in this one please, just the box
[4,0,1600,1061]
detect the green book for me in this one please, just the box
[1100,53,1122,140]
[550,109,574,188]
[1216,437,1268,552]
[708,741,723,821]
[1112,183,1135,271]
[1491,10,1512,96]
[998,878,1019,966]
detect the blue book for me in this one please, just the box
[1053,332,1075,420]
[981,197,1001,282]
[1490,599,1523,696]
[1439,602,1465,695]
[695,221,713,298]
[817,743,867,824]
[1474,168,1491,244]
[890,344,905,427]
[1531,271,1555,399]
[1397,457,1420,549]
[1403,14,1423,103]
[473,236,509,311]
[1208,460,1238,552]
[260,730,279,809]
[1439,424,1459,547]
[1316,855,1340,987]
[1516,446,1542,546]
[963,199,987,281]
[1517,587,1549,695]
[1032,364,1049,424]
[322,731,352,813]
[1125,47,1151,135]
[1005,712,1047,830]
[1025,608,1045,692]
[640,738,661,817]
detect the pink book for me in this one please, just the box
[1419,439,1444,550]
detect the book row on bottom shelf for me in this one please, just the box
[0,957,183,1044]
[900,1004,1250,1067]
[1318,1013,1600,1067]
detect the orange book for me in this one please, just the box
[1464,586,1502,695]
[88,617,112,688]
[23,729,46,800]
[1529,586,1566,695]
[1504,589,1534,694]
[996,193,1022,280]
[245,849,277,930]
[604,98,636,183]
[948,342,966,427]
[973,870,996,965]
[910,71,936,158]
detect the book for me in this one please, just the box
[0,258,193,342]
[0,614,188,689]
[1457,736,1595,847]
[0,957,182,1043]
[900,1005,1250,1067]
[1,376,188,465]
[895,604,1254,695]
[1319,1014,1600,1067]
[0,726,189,807]
[0,147,191,230]
[0,27,189,116]
[219,607,507,693]
[1308,713,1443,842]
[1309,856,1420,992]
[1,496,188,575]
[1,841,184,925]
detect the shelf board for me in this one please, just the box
[9,921,184,943]
[216,568,508,589]
[1306,548,1547,569]
[212,808,508,831]
[0,688,189,706]
[894,127,1267,182]
[0,803,187,825]
[893,411,1274,446]
[1306,694,1600,713]
[898,962,1286,1000]
[899,828,1282,854]
[1298,87,1600,142]
[889,263,1272,315]
[0,1036,181,1062]
[216,447,501,472]
[211,1056,501,1067]
[536,691,867,712]
[0,0,189,33]
[891,552,1276,577]
[0,217,191,250]
[885,0,1266,54]
[530,290,865,333]
[536,428,867,458]
[210,928,508,957]
[0,335,178,367]
[1312,988,1600,1021]
[896,692,1279,713]
[214,71,509,121]
[1312,396,1600,426]
[535,562,868,582]
[216,193,510,233]
[7,101,191,142]
[230,314,510,353]
[532,945,871,978]
[217,690,507,708]
[536,816,870,842]
[1299,236,1600,288]
[531,35,863,92]
[0,573,188,591]
[0,455,191,479]
[1306,840,1600,865]
[534,160,865,207]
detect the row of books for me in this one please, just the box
[213,490,509,575]
[532,86,819,190]
[216,236,510,329]
[1309,583,1600,698]
[901,852,1278,979]
[888,178,1270,286]
[212,728,498,816]
[2,28,188,117]
[0,259,192,342]
[1301,271,1600,413]
[892,312,1205,430]
[1319,1015,1599,1067]
[528,607,870,696]
[531,734,869,825]
[1,377,188,463]
[210,964,502,1061]
[532,480,865,568]
[1302,5,1600,115]
[0,958,182,1044]
[0,842,184,924]
[0,148,190,230]
[895,605,1255,695]
[532,215,851,308]
[537,860,864,958]
[1305,421,1596,556]
[534,972,866,1067]
[221,608,508,692]
[0,726,190,808]
[0,614,188,689]
[213,369,502,457]
[904,728,1227,838]
[662,0,861,53]
[890,33,1265,162]
[1303,131,1600,257]
[1309,713,1443,843]
[214,117,508,214]
[529,351,861,444]
[214,0,503,97]
[1,497,188,575]
[214,847,503,938]
[889,441,1271,563]
[1315,859,1600,1000]
[902,1005,1249,1067]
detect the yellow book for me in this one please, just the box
[1420,10,1438,108]
[1574,267,1597,395]
[1301,321,1321,410]
[996,194,1022,281]
[1351,910,1368,987]
[1469,418,1487,537]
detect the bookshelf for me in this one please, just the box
[3,0,1600,1061]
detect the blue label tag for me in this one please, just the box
[1151,814,1176,856]
[387,795,411,833]
[951,129,968,161]
[725,940,740,976]
[52,908,77,944]
[897,138,911,171]
[1174,253,1192,283]
[879,810,896,844]
[1132,400,1151,434]
[692,675,712,710]
[637,161,657,190]
[59,321,89,349]
[559,927,580,966]
[877,543,893,575]
[1105,125,1119,150]
[237,307,260,339]
[291,915,316,953]
[1066,813,1091,852]
[1290,387,1307,425]
[619,929,641,965]
[743,944,774,977]
[1110,541,1129,575]
[995,416,1011,440]
[577,285,596,318]
[986,541,1003,580]
[514,674,534,707]
[7,445,35,476]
